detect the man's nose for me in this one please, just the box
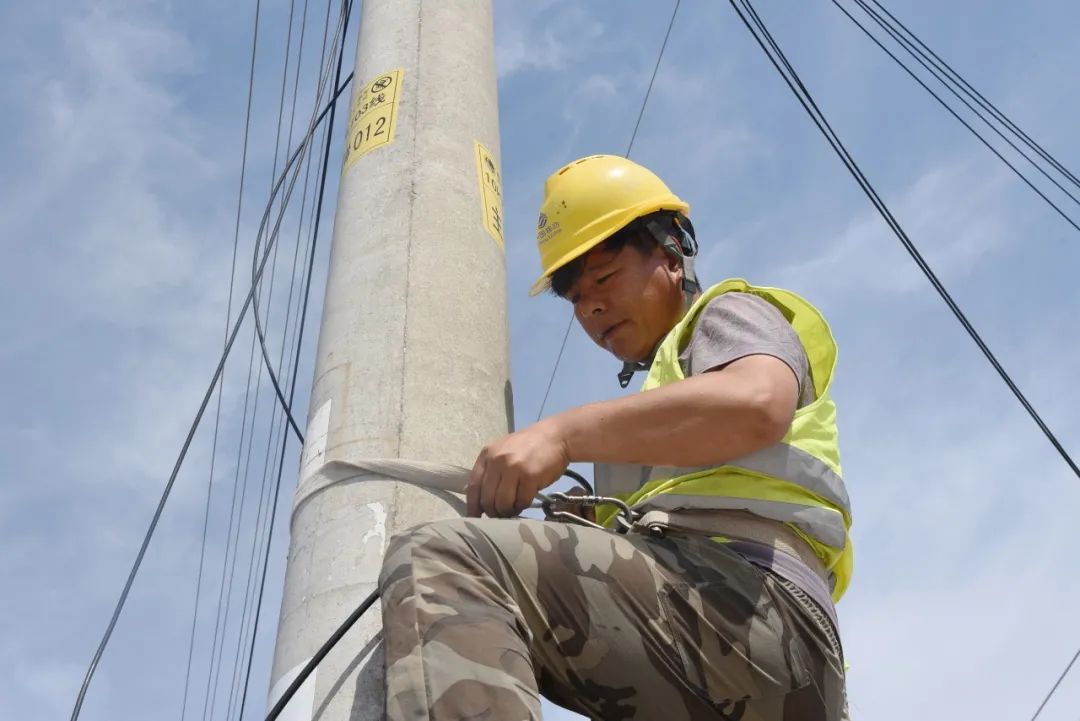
[576,291,607,319]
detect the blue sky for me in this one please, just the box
[3,1,1080,720]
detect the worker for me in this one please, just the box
[379,155,852,720]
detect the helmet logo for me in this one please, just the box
[537,213,548,230]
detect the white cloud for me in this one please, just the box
[494,2,605,79]
[764,159,1012,299]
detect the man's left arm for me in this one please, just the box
[467,354,798,517]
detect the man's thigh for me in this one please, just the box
[383,517,843,720]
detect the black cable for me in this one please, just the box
[69,24,351,719]
[237,48,357,447]
[831,0,1080,231]
[206,243,274,720]
[205,21,345,705]
[234,3,347,718]
[210,0,349,708]
[535,0,682,421]
[222,1,311,716]
[240,19,354,716]
[264,589,379,721]
[227,2,325,711]
[562,468,594,495]
[863,0,1080,191]
[235,3,353,719]
[204,39,354,716]
[725,0,1080,477]
[851,0,1080,200]
[201,273,264,721]
[247,0,309,447]
[261,466,595,720]
[179,2,263,720]
[260,466,593,720]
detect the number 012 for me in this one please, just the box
[353,116,387,148]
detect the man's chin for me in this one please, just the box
[610,347,647,365]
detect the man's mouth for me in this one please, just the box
[601,321,625,341]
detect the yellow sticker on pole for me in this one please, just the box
[474,141,505,251]
[344,69,403,169]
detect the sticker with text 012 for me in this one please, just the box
[344,69,403,169]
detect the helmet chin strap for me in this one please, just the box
[617,359,649,389]
[617,217,701,389]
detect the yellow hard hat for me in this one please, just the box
[529,155,690,296]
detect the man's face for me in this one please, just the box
[565,242,685,363]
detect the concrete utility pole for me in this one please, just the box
[267,1,508,719]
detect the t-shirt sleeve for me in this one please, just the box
[678,292,815,406]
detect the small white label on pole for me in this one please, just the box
[267,658,317,721]
[300,398,332,481]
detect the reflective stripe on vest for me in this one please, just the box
[593,279,854,601]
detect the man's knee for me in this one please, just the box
[379,517,481,589]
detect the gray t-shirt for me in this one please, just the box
[677,291,815,407]
[676,292,836,618]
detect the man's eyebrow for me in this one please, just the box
[583,251,618,272]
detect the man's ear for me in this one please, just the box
[663,241,683,273]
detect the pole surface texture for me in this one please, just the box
[268,1,507,718]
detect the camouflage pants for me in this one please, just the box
[379,518,847,720]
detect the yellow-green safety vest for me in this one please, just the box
[594,279,854,601]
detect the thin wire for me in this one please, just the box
[1028,646,1080,721]
[205,0,307,709]
[205,158,281,721]
[626,0,682,160]
[245,0,309,447]
[863,0,1080,191]
[726,0,1080,476]
[222,0,311,716]
[203,70,354,721]
[237,5,352,718]
[207,8,351,719]
[832,0,1080,230]
[179,1,262,719]
[535,0,682,421]
[225,0,323,712]
[199,293,261,721]
[68,21,349,717]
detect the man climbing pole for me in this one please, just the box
[379,155,852,720]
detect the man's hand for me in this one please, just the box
[467,420,570,518]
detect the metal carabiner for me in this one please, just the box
[538,491,636,533]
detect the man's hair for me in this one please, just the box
[549,211,680,298]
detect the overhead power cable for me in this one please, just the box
[730,3,1080,711]
[223,1,330,718]
[830,0,1080,234]
[1027,646,1080,721]
[220,0,315,718]
[724,0,1080,477]
[249,0,309,445]
[179,1,264,720]
[858,0,1080,192]
[205,2,305,711]
[68,11,353,719]
[535,0,683,422]
[235,1,353,719]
